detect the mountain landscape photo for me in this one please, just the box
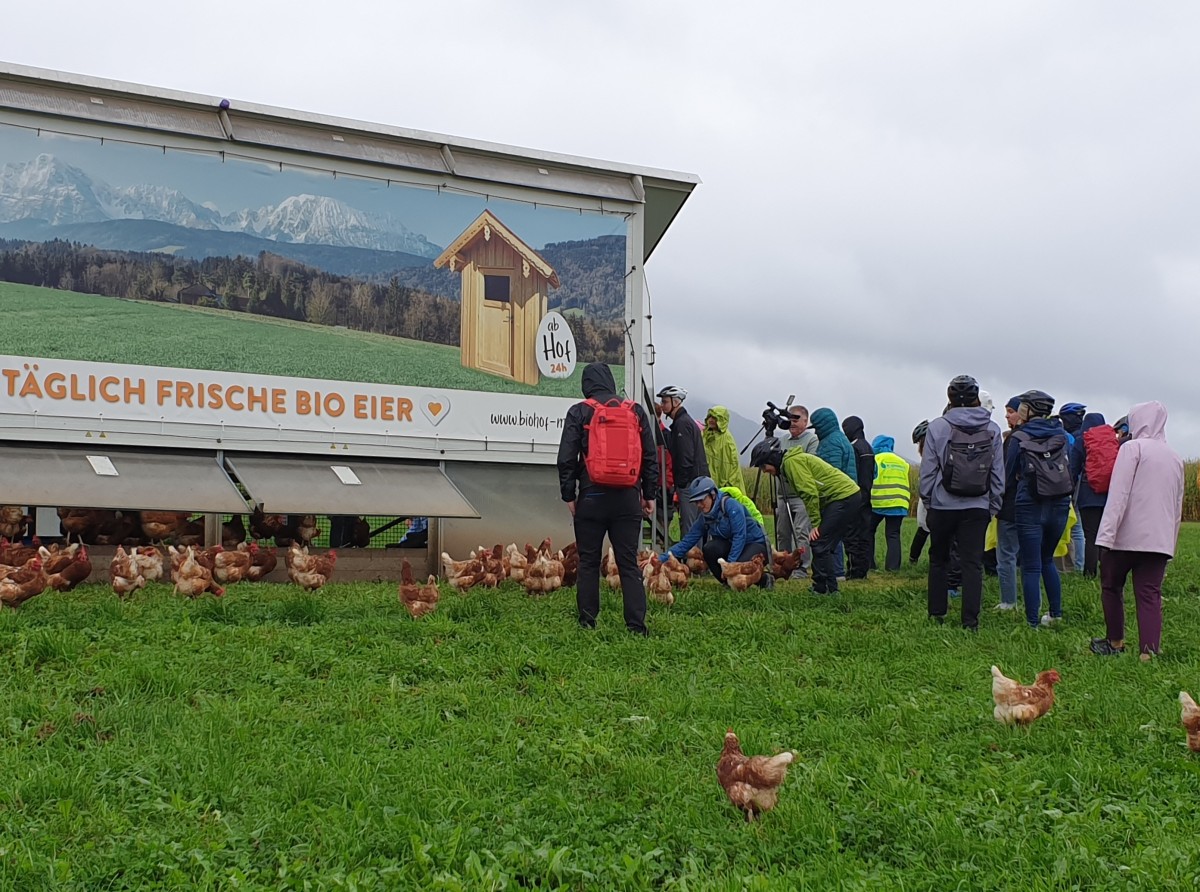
[0,153,625,317]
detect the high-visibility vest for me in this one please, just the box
[871,452,911,512]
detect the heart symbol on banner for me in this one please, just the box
[421,396,450,426]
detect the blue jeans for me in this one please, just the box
[996,518,1019,605]
[1069,506,1085,572]
[1015,499,1070,627]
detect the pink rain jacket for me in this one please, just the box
[1096,401,1184,556]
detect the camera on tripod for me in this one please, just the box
[762,401,792,433]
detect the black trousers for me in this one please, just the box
[703,538,771,587]
[574,487,647,633]
[1080,506,1104,578]
[812,494,860,593]
[846,496,874,577]
[871,514,904,571]
[927,507,989,629]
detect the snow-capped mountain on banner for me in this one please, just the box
[0,154,442,257]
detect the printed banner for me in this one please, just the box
[0,123,630,454]
[0,355,577,446]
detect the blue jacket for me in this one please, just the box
[662,492,767,564]
[1070,412,1110,510]
[811,408,858,483]
[1005,416,1072,506]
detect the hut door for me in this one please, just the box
[477,270,514,377]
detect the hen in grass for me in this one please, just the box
[991,665,1059,726]
[716,730,794,822]
[718,554,765,591]
[1180,691,1200,752]
[399,558,440,618]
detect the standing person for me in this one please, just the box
[1071,412,1118,578]
[910,421,931,564]
[810,408,866,580]
[1059,402,1088,573]
[1006,390,1074,629]
[657,386,708,539]
[869,435,910,571]
[842,416,878,574]
[993,397,1023,611]
[1091,401,1184,660]
[702,406,743,491]
[919,375,1004,631]
[750,438,860,595]
[657,476,773,589]
[558,363,658,634]
[775,405,819,578]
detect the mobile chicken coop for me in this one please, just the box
[0,62,698,575]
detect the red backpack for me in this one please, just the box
[584,399,643,487]
[1083,425,1119,494]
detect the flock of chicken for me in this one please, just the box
[0,534,342,607]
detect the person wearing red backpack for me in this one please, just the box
[1070,412,1118,578]
[558,363,658,634]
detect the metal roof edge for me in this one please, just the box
[0,60,702,190]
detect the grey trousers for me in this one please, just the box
[677,494,702,542]
[775,495,814,572]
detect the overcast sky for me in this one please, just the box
[7,1,1199,457]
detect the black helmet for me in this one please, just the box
[750,437,783,470]
[946,375,980,407]
[1017,389,1055,418]
[912,420,929,444]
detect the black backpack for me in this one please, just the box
[1013,429,1073,499]
[941,422,995,497]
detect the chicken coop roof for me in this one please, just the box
[433,210,561,287]
[224,456,479,517]
[0,62,699,258]
[0,446,249,513]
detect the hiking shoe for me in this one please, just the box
[994,602,1016,611]
[1090,638,1124,656]
[1040,614,1062,627]
[761,574,775,590]
[789,569,808,580]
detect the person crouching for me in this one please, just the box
[655,476,774,590]
[750,437,861,595]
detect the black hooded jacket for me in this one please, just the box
[841,415,875,495]
[557,362,658,502]
[665,404,708,489]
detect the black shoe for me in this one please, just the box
[929,615,945,625]
[760,574,775,590]
[1090,637,1124,655]
[579,619,597,630]
[628,627,649,637]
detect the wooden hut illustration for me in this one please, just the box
[434,210,559,385]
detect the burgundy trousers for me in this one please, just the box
[1100,549,1169,655]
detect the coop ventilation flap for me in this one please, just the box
[224,456,479,518]
[0,446,250,513]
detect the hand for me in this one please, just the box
[567,500,576,517]
[641,499,655,518]
[809,527,821,542]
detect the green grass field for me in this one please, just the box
[3,523,1200,889]
[0,283,620,398]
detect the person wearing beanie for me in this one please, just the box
[1057,402,1088,572]
[993,395,1023,611]
[841,415,878,577]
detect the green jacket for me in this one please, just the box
[779,449,860,528]
[719,485,765,528]
[703,406,743,490]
